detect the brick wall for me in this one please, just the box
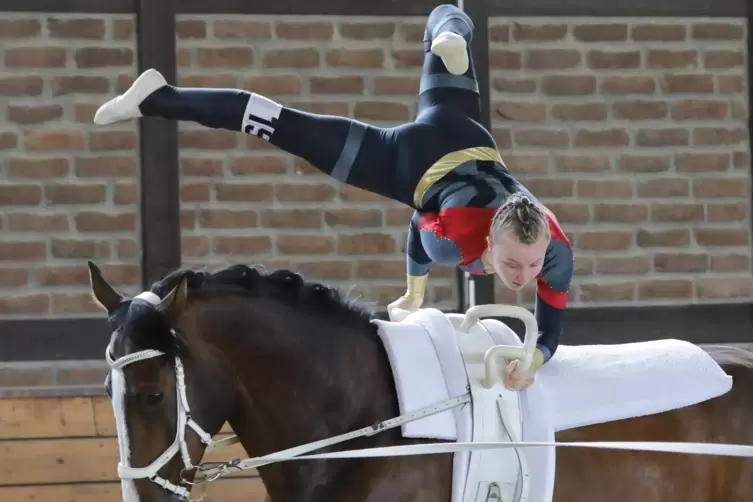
[0,13,750,332]
[0,13,141,318]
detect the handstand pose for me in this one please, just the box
[94,4,574,390]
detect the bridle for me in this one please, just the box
[106,294,753,501]
[106,340,216,501]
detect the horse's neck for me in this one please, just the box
[223,313,400,498]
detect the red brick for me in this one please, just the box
[230,156,288,175]
[180,74,238,88]
[514,129,569,147]
[198,209,257,228]
[180,130,238,149]
[554,155,610,173]
[693,127,747,146]
[499,153,548,174]
[261,209,321,228]
[8,212,69,232]
[694,228,748,247]
[595,257,651,275]
[541,75,595,95]
[635,128,689,147]
[0,19,41,38]
[692,22,744,40]
[594,204,648,223]
[550,103,606,121]
[706,203,747,222]
[76,156,135,177]
[276,21,333,40]
[704,50,744,69]
[693,178,749,198]
[182,236,210,258]
[5,47,66,68]
[601,76,655,95]
[47,18,105,39]
[263,48,320,68]
[114,183,138,204]
[662,74,713,93]
[524,179,574,197]
[373,76,419,95]
[631,24,686,41]
[275,183,335,202]
[0,184,42,205]
[327,49,384,68]
[573,23,628,42]
[574,129,630,147]
[546,203,591,225]
[24,130,86,151]
[325,209,383,227]
[711,254,750,272]
[674,153,730,173]
[52,293,100,313]
[0,268,28,287]
[197,48,253,68]
[637,178,689,198]
[492,77,537,93]
[339,22,395,40]
[338,234,395,254]
[174,19,205,38]
[638,280,693,300]
[696,278,753,300]
[525,49,580,69]
[181,183,210,203]
[0,242,46,261]
[637,229,690,248]
[38,266,89,286]
[0,295,49,314]
[310,75,363,94]
[7,158,70,179]
[586,50,640,69]
[89,131,137,151]
[354,102,410,121]
[650,203,704,222]
[295,260,353,280]
[392,49,424,69]
[671,100,727,120]
[647,49,697,69]
[213,20,271,39]
[577,231,633,250]
[7,104,64,124]
[513,23,567,41]
[618,155,670,173]
[0,76,43,96]
[613,100,668,120]
[213,236,272,255]
[277,235,334,254]
[74,48,133,68]
[496,101,547,121]
[580,283,634,302]
[654,253,709,273]
[75,212,136,232]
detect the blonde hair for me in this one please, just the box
[490,193,549,245]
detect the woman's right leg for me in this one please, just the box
[93,69,446,207]
[418,4,481,122]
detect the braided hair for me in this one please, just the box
[489,192,549,245]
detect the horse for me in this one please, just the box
[87,260,753,502]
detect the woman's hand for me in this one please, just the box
[502,349,544,391]
[387,294,423,321]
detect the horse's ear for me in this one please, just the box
[155,276,189,322]
[87,261,122,312]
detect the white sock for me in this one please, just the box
[241,93,282,141]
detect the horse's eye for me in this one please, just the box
[144,392,164,407]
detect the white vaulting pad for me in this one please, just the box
[372,317,458,440]
[538,338,733,432]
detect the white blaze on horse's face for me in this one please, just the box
[111,364,140,502]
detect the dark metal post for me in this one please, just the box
[458,0,496,308]
[136,0,182,288]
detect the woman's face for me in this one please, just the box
[487,230,550,290]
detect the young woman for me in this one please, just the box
[93,4,574,390]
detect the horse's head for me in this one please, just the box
[88,261,235,502]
